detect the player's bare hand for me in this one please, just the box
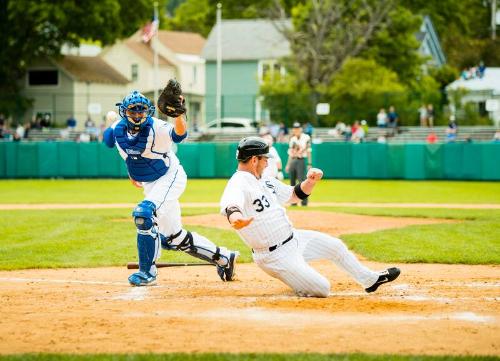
[231,217,254,230]
[307,167,323,182]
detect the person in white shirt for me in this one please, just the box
[260,132,283,180]
[220,136,401,297]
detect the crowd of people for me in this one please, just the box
[460,62,486,80]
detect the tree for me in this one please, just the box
[361,6,423,85]
[0,0,156,117]
[271,0,395,92]
[327,58,407,125]
[164,0,298,37]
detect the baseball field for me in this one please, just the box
[0,179,499,361]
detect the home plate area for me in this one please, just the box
[0,261,498,355]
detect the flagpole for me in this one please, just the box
[153,1,159,116]
[216,3,222,129]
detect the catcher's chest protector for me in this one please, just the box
[114,120,168,182]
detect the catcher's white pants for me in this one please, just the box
[141,165,232,265]
[252,229,379,297]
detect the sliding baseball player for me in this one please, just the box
[220,136,400,297]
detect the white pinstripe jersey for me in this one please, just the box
[220,171,294,250]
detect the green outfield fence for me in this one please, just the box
[0,142,499,180]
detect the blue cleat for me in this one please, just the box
[217,252,238,282]
[128,271,157,286]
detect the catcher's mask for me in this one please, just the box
[116,91,154,132]
[236,137,270,161]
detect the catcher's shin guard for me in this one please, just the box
[162,230,228,266]
[133,201,161,274]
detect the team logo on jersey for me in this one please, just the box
[126,149,141,155]
[265,181,276,194]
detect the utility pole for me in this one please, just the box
[491,0,497,40]
[216,3,222,128]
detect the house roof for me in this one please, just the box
[446,68,500,94]
[57,56,129,84]
[418,15,446,66]
[202,19,291,61]
[157,30,206,55]
[125,39,174,66]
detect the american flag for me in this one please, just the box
[142,14,159,43]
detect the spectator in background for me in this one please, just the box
[360,119,369,136]
[66,115,77,129]
[426,104,435,127]
[478,61,486,78]
[446,115,458,142]
[328,121,347,139]
[351,120,365,143]
[493,131,500,143]
[40,114,51,129]
[15,123,25,139]
[278,122,289,142]
[387,106,399,134]
[376,108,387,128]
[418,104,427,127]
[303,122,314,137]
[377,134,387,144]
[426,131,438,144]
[260,130,284,180]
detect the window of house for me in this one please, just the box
[259,61,285,83]
[131,64,138,82]
[28,70,58,86]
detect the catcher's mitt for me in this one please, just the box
[157,79,186,117]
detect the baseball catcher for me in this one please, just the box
[220,136,400,297]
[102,82,238,286]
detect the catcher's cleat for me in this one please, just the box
[128,271,157,286]
[365,267,400,293]
[217,252,238,282]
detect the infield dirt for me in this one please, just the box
[0,210,498,356]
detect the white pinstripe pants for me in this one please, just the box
[252,229,379,297]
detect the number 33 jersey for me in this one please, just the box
[220,171,294,250]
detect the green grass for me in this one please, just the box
[1,206,499,269]
[319,207,500,264]
[1,179,499,204]
[0,354,497,361]
[0,208,251,270]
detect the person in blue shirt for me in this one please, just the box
[103,90,238,286]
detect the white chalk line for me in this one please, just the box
[124,307,497,325]
[1,277,498,303]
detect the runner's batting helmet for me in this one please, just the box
[236,137,270,160]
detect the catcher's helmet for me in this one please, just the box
[236,137,270,160]
[116,91,154,132]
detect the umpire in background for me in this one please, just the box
[285,122,312,206]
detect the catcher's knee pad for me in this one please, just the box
[133,200,156,232]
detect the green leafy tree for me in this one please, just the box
[362,6,423,85]
[260,72,312,126]
[164,0,298,37]
[327,58,407,126]
[400,0,494,68]
[0,0,155,117]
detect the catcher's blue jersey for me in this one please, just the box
[103,117,187,182]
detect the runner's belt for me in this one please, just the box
[252,234,294,253]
